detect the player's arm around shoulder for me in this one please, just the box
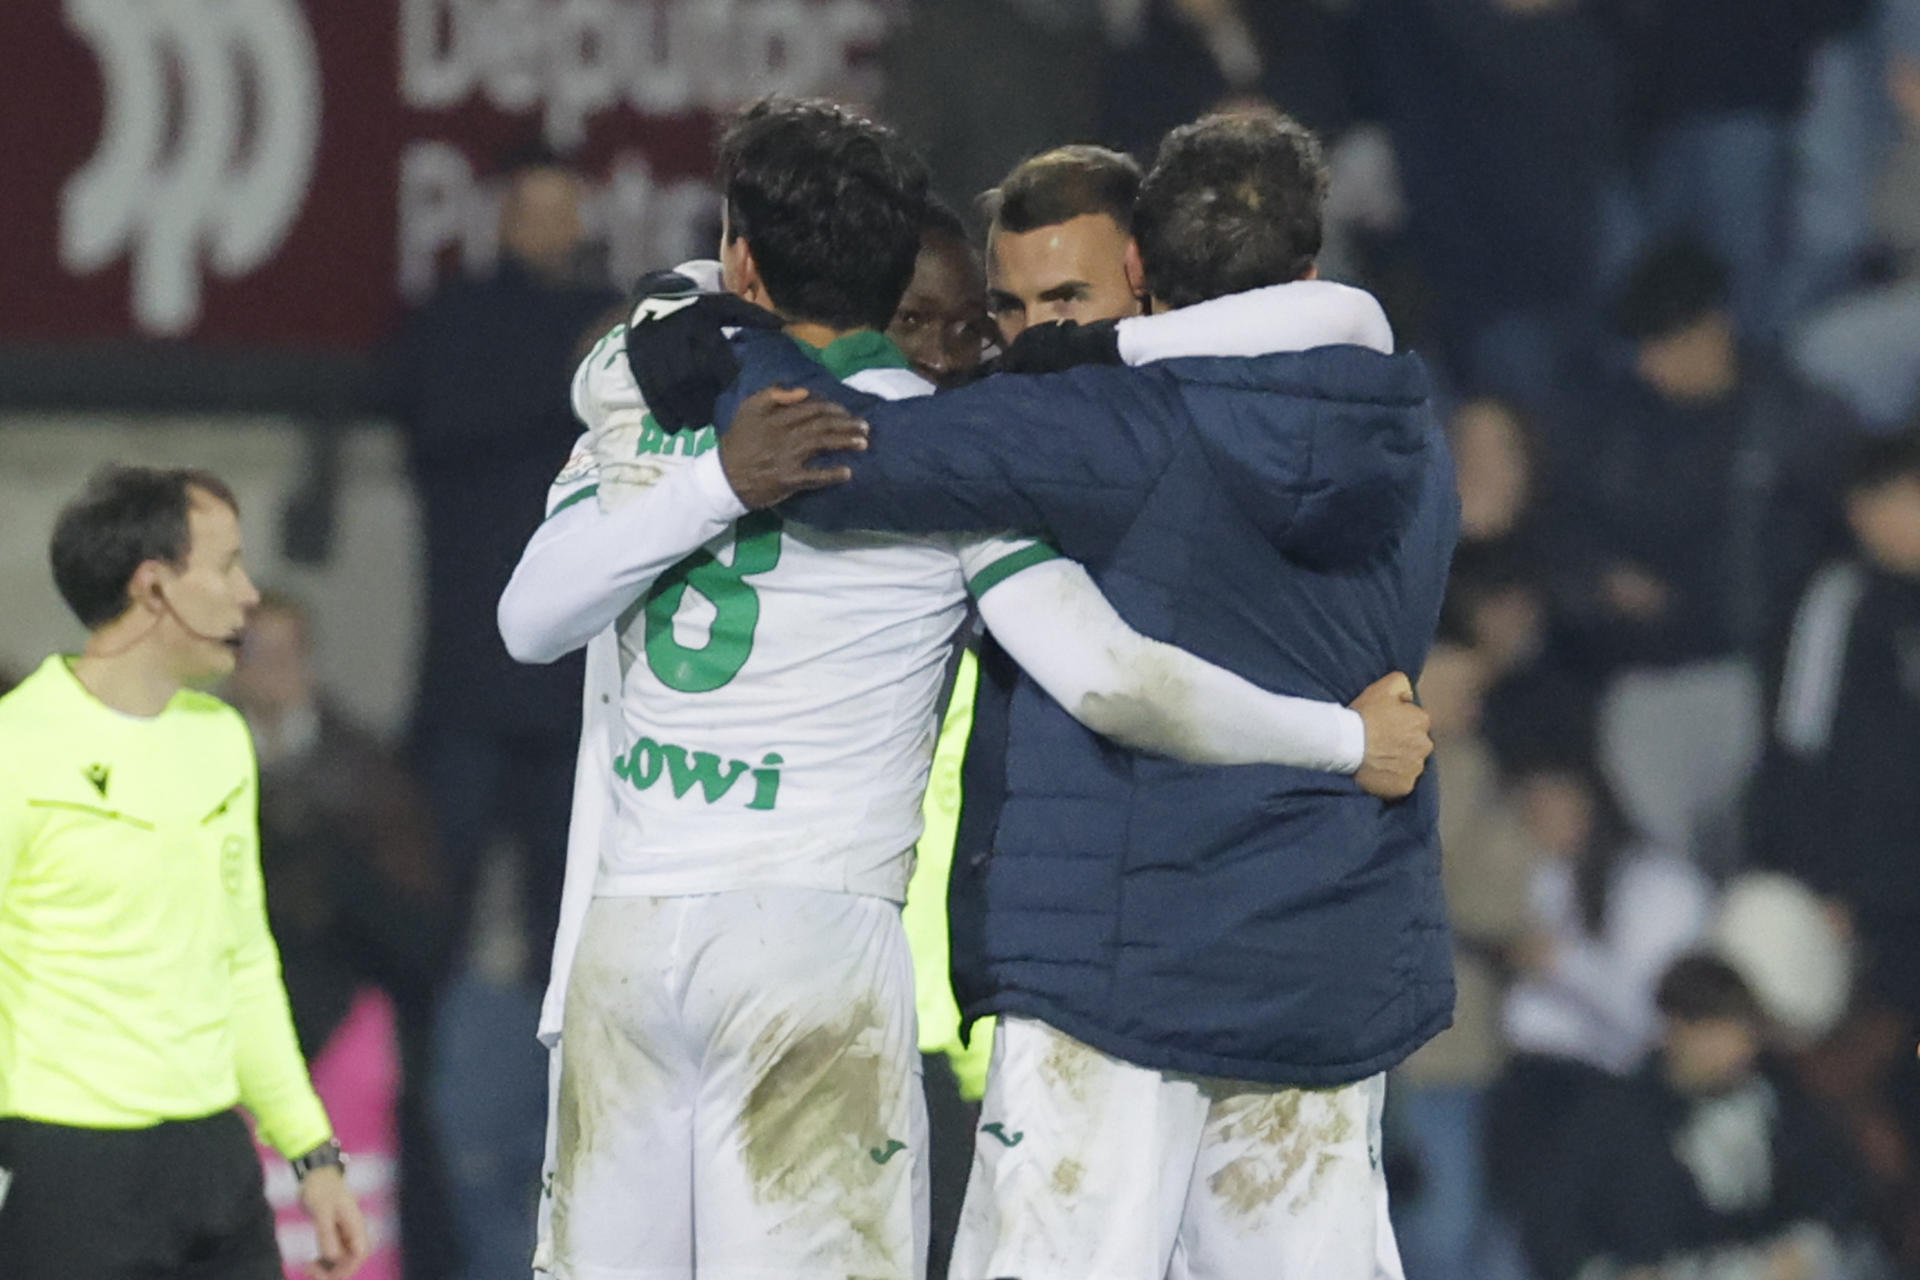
[723,365,1171,555]
[497,432,753,665]
[968,552,1431,794]
[501,309,757,667]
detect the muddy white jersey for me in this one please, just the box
[548,335,1050,904]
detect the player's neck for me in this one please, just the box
[784,321,868,349]
[72,628,185,718]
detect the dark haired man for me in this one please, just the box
[1531,955,1867,1280]
[1753,429,1920,1189]
[982,144,1146,342]
[0,466,369,1279]
[888,199,995,390]
[1548,240,1859,871]
[629,108,1455,1277]
[504,98,1431,1280]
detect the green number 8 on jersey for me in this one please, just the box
[641,512,783,693]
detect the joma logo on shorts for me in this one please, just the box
[613,736,782,810]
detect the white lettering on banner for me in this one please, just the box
[400,0,891,149]
[59,0,322,337]
[398,142,714,300]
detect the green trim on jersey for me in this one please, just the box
[792,329,912,380]
[967,542,1063,599]
[547,484,599,520]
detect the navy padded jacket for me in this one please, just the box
[717,332,1460,1085]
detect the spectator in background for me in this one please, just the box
[1596,0,1825,339]
[881,0,1108,219]
[1793,3,1920,434]
[227,591,452,1280]
[387,146,619,961]
[1101,0,1354,159]
[1452,397,1537,558]
[1447,398,1551,679]
[1530,955,1871,1280]
[1395,636,1535,1280]
[1785,0,1892,323]
[1349,0,1617,407]
[1753,431,1920,1190]
[384,145,619,1280]
[1486,756,1710,1267]
[1548,243,1852,867]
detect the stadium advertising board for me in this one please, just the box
[0,0,891,349]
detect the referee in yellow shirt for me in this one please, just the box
[0,466,369,1279]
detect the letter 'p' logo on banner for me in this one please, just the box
[60,0,321,336]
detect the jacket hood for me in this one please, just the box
[1157,345,1436,568]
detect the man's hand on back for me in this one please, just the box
[719,387,869,509]
[1350,672,1432,800]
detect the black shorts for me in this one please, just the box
[0,1109,280,1280]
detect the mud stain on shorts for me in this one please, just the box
[1204,1087,1355,1224]
[740,999,899,1272]
[1051,1157,1086,1197]
[553,915,663,1258]
[1037,1032,1103,1109]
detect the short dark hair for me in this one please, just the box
[1616,241,1730,341]
[50,465,239,630]
[1656,953,1765,1024]
[1133,111,1329,311]
[921,194,970,247]
[716,96,929,332]
[983,145,1143,236]
[1845,429,1920,495]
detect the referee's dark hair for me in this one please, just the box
[982,145,1143,236]
[51,465,240,630]
[1133,109,1328,311]
[716,96,929,333]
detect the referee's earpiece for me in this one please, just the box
[154,583,244,649]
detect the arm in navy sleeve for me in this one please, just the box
[715,332,1173,558]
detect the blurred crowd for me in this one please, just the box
[19,2,1916,1279]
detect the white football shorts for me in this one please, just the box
[951,1016,1403,1280]
[544,890,928,1280]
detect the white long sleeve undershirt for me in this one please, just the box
[497,451,1364,773]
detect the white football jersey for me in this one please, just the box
[551,327,1047,903]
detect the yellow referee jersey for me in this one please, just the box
[0,656,331,1158]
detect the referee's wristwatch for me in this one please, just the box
[291,1138,347,1182]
